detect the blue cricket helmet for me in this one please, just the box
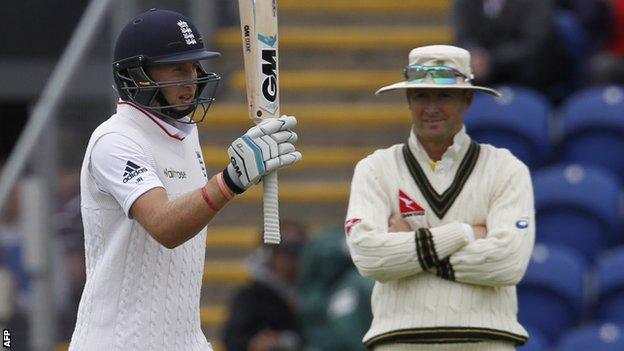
[113,8,221,122]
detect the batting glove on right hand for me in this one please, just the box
[222,115,302,194]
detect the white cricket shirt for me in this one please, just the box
[69,102,212,351]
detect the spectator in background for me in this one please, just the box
[0,165,29,351]
[0,165,29,315]
[53,181,86,342]
[586,0,624,85]
[453,0,571,101]
[298,226,372,351]
[222,222,307,351]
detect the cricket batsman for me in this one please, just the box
[68,9,300,350]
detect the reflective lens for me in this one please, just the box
[403,64,469,84]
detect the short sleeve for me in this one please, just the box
[90,133,164,217]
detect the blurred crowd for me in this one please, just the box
[2,0,624,350]
[0,163,86,350]
[453,0,624,104]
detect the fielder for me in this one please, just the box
[345,45,535,351]
[68,9,300,351]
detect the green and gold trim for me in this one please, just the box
[436,257,455,281]
[364,326,528,348]
[415,228,439,270]
[402,141,480,219]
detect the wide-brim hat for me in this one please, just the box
[375,45,501,97]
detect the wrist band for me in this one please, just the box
[200,186,221,212]
[216,172,235,200]
[221,167,245,194]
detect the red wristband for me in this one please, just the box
[200,186,221,212]
[216,172,235,200]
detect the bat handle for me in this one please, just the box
[262,170,280,244]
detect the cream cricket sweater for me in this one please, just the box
[345,128,534,348]
[70,103,211,351]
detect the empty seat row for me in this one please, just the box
[518,244,624,344]
[465,85,624,180]
[533,163,622,262]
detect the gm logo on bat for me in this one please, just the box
[261,48,277,103]
[258,33,278,112]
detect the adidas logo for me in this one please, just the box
[122,160,147,183]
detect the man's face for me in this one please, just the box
[406,88,473,143]
[147,61,199,110]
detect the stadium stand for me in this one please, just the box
[12,0,623,349]
[464,85,553,168]
[595,247,624,323]
[298,227,354,351]
[532,164,622,262]
[559,85,624,181]
[517,244,586,343]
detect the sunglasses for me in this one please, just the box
[403,64,471,84]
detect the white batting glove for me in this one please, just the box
[222,115,302,194]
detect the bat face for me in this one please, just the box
[238,0,282,244]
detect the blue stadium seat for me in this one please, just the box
[532,164,622,262]
[559,85,624,181]
[519,325,548,351]
[465,85,552,168]
[518,244,586,344]
[557,323,624,351]
[595,248,624,323]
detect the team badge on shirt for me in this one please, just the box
[344,218,362,236]
[399,190,425,218]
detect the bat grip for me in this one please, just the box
[262,170,280,244]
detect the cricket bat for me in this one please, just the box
[238,0,281,244]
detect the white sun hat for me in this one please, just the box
[375,45,501,96]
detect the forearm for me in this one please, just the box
[448,227,534,287]
[443,163,535,287]
[348,222,471,282]
[132,173,232,249]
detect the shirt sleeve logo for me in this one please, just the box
[122,160,148,183]
[344,218,362,236]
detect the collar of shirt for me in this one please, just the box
[407,126,471,174]
[116,101,194,140]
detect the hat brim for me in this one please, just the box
[149,49,221,64]
[375,81,501,97]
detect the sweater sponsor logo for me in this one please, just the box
[399,190,425,217]
[163,168,187,180]
[122,160,148,183]
[344,218,361,236]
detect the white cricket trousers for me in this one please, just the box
[374,341,515,351]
